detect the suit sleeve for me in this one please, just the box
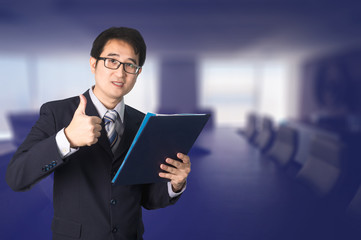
[6,103,66,192]
[141,182,181,210]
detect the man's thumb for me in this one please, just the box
[75,94,87,115]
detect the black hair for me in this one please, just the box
[90,27,146,67]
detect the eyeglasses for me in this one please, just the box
[97,57,141,74]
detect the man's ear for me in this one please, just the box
[90,57,97,74]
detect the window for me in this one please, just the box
[0,55,30,139]
[125,57,159,113]
[258,61,288,123]
[200,57,289,126]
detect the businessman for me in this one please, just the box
[6,27,191,240]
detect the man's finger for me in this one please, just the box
[91,116,102,124]
[159,172,173,180]
[160,164,176,174]
[166,158,182,168]
[94,124,102,133]
[177,153,190,164]
[75,94,87,115]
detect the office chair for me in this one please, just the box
[266,125,298,167]
[296,135,343,198]
[254,116,274,152]
[241,113,258,143]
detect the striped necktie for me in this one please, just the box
[104,110,119,151]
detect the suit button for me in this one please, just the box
[110,199,117,205]
[112,227,118,233]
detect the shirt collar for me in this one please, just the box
[89,86,125,123]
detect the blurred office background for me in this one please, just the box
[2,0,361,239]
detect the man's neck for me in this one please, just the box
[92,86,122,109]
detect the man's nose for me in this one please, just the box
[115,64,125,77]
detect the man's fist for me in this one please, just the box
[64,95,102,148]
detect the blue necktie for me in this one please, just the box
[104,110,119,151]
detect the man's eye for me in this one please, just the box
[125,63,135,68]
[110,59,118,64]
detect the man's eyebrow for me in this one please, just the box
[107,53,119,57]
[127,58,137,64]
[107,53,137,64]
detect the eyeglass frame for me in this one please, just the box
[97,57,141,74]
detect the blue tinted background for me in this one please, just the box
[1,0,361,239]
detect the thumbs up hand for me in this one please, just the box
[64,95,102,148]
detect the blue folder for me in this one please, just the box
[112,113,210,185]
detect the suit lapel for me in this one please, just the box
[113,106,143,162]
[83,90,113,158]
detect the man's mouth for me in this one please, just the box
[112,82,124,87]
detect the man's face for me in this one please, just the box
[90,39,142,109]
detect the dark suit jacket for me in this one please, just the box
[6,90,179,240]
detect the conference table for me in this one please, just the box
[143,127,346,240]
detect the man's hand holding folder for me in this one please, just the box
[159,152,191,192]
